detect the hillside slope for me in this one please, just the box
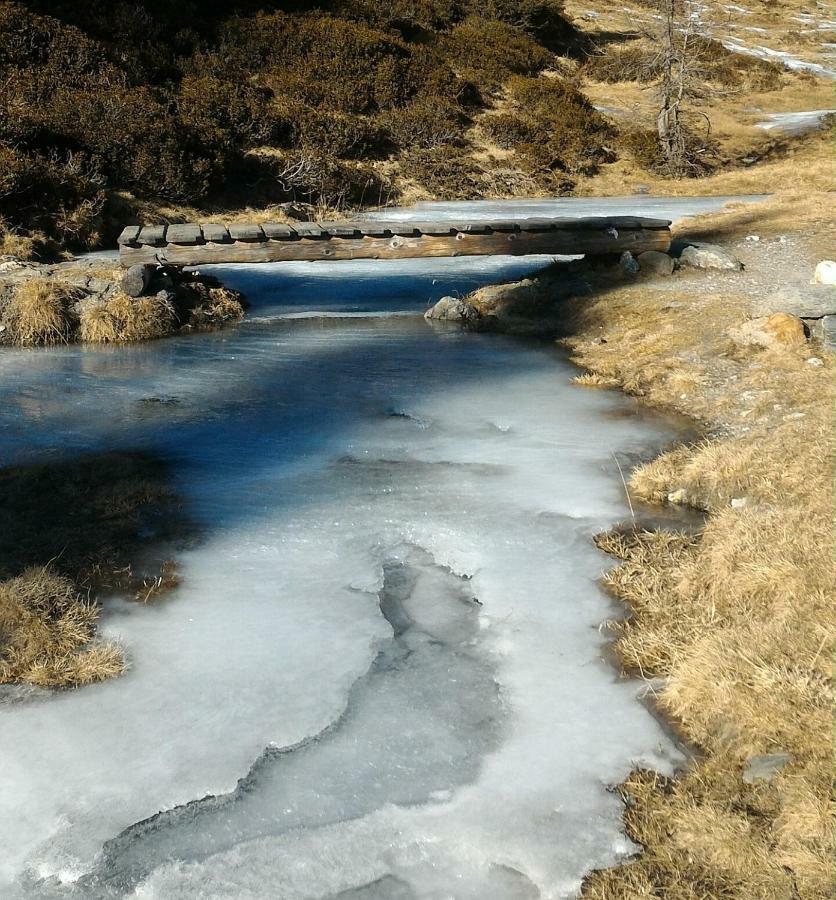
[0,0,831,254]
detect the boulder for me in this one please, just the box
[729,312,808,351]
[678,242,743,271]
[754,285,836,319]
[638,250,675,276]
[812,260,836,285]
[424,296,480,324]
[619,251,639,275]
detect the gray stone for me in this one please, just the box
[823,315,836,350]
[638,250,675,276]
[73,294,106,317]
[619,251,639,275]
[424,296,480,324]
[86,278,112,294]
[743,752,791,783]
[679,243,743,271]
[756,285,836,319]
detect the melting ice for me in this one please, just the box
[0,204,692,898]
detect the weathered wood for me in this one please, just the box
[321,223,362,238]
[261,223,297,240]
[202,224,231,243]
[166,224,203,245]
[117,226,141,246]
[228,224,264,242]
[137,225,167,246]
[121,263,157,297]
[293,223,327,239]
[120,223,671,267]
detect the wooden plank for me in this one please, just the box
[321,223,363,238]
[486,221,520,233]
[121,226,671,267]
[462,223,491,234]
[409,223,456,236]
[293,223,327,239]
[228,224,265,242]
[201,224,230,243]
[357,222,419,237]
[261,223,297,240]
[166,224,203,245]
[117,226,141,246]
[137,225,167,246]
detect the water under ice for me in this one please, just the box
[0,203,696,899]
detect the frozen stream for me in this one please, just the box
[0,197,734,899]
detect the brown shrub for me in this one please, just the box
[443,17,553,89]
[583,45,659,83]
[2,278,78,345]
[483,77,616,176]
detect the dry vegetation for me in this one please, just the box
[0,275,244,347]
[2,0,822,255]
[537,197,835,899]
[0,452,191,689]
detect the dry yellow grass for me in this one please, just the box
[535,195,836,899]
[2,278,78,346]
[79,291,177,343]
[0,227,37,260]
[0,567,124,688]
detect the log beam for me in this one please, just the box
[118,218,671,267]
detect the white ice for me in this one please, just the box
[0,206,696,898]
[755,109,836,135]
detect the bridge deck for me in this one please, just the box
[117,217,671,267]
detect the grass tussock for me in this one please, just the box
[571,372,620,388]
[2,278,78,345]
[0,567,123,688]
[78,292,176,343]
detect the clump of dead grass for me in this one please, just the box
[2,278,78,345]
[185,286,245,328]
[571,371,620,388]
[0,566,124,688]
[78,291,177,343]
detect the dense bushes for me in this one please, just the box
[483,77,616,180]
[0,0,589,248]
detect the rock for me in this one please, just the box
[823,315,836,350]
[619,251,639,275]
[730,497,747,508]
[679,243,743,271]
[755,285,836,319]
[745,234,760,242]
[812,260,836,285]
[667,488,687,504]
[743,752,791,783]
[278,201,315,222]
[728,313,808,350]
[73,294,106,317]
[424,296,480,324]
[638,250,675,276]
[806,356,824,367]
[86,278,113,294]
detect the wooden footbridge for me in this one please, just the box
[117,217,671,267]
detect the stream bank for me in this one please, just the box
[451,192,835,899]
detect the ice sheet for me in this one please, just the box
[1,255,687,898]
